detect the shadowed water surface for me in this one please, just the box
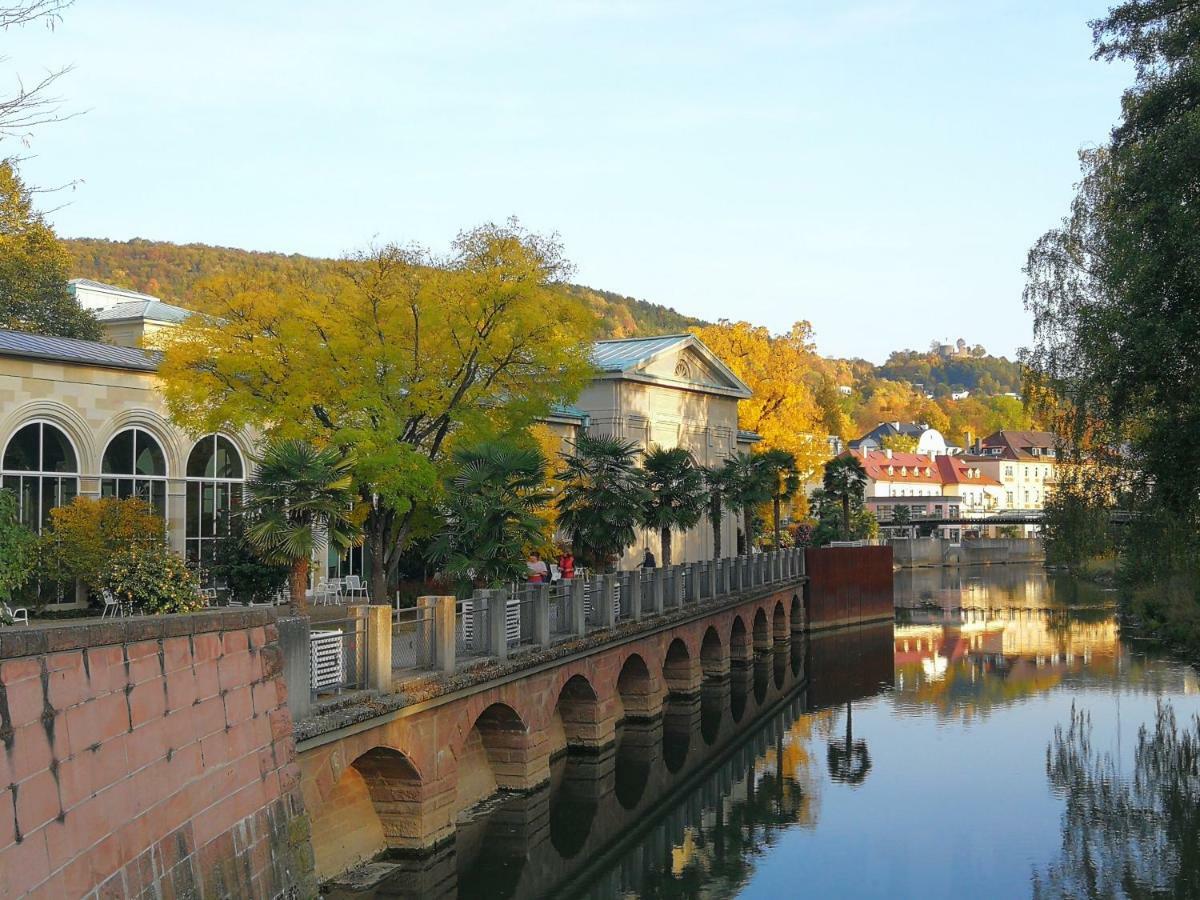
[326,565,1200,899]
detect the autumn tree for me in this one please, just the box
[756,448,800,550]
[690,321,828,480]
[44,496,163,591]
[0,161,100,340]
[160,221,597,601]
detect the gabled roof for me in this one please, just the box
[590,334,752,399]
[544,402,590,426]
[935,454,1002,487]
[0,328,159,372]
[851,449,941,484]
[94,299,192,325]
[850,421,928,449]
[979,430,1058,461]
[67,278,161,304]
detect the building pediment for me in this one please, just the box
[591,335,751,399]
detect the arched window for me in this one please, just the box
[101,427,168,517]
[185,435,244,571]
[1,421,79,531]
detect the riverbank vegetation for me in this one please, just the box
[1025,1,1200,651]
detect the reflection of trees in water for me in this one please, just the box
[1034,702,1200,898]
[827,702,871,785]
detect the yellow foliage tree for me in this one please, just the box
[45,497,164,591]
[690,321,829,482]
[158,221,598,599]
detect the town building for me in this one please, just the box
[849,421,947,455]
[973,429,1058,511]
[0,286,755,604]
[848,448,1003,540]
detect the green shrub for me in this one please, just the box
[0,489,36,603]
[106,545,202,614]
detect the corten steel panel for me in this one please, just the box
[804,621,896,709]
[803,546,894,628]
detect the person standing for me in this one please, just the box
[526,551,549,584]
[558,548,575,581]
[641,548,657,569]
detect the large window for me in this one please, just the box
[1,421,79,531]
[101,427,168,517]
[185,435,244,573]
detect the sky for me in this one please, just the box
[7,0,1131,363]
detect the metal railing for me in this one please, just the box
[291,548,808,714]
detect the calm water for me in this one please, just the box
[329,565,1200,899]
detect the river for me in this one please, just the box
[326,565,1200,899]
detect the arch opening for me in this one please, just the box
[553,674,605,755]
[1,421,79,533]
[457,702,531,816]
[700,626,727,679]
[730,615,751,665]
[790,593,803,633]
[753,607,771,652]
[773,599,789,642]
[100,427,168,518]
[663,637,699,696]
[616,653,659,721]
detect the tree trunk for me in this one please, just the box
[369,526,387,606]
[711,500,723,560]
[773,497,782,550]
[290,557,309,613]
[841,494,851,540]
[744,506,756,552]
[661,526,672,568]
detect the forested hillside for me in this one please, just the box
[877,346,1022,396]
[64,238,704,338]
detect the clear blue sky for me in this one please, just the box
[9,1,1129,362]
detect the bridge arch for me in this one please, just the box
[311,745,437,877]
[456,701,542,816]
[753,607,771,652]
[550,673,610,755]
[730,615,751,665]
[663,637,700,696]
[790,593,802,632]
[773,599,788,642]
[616,652,661,721]
[700,626,729,679]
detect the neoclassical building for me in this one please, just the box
[0,283,757,604]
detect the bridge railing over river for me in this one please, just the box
[285,547,808,721]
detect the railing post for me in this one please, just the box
[365,604,392,691]
[709,559,719,597]
[532,584,551,647]
[596,574,617,628]
[486,589,508,660]
[278,616,312,722]
[798,548,806,577]
[687,561,702,602]
[628,569,643,620]
[652,567,665,614]
[570,577,588,637]
[421,595,457,673]
[742,555,753,588]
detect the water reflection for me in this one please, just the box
[326,566,1200,899]
[327,626,891,899]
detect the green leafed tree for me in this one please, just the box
[427,441,550,587]
[722,452,774,552]
[640,446,706,568]
[1024,0,1200,588]
[821,455,869,541]
[0,161,100,340]
[243,440,360,611]
[0,488,36,603]
[756,448,800,550]
[704,460,740,560]
[556,434,648,571]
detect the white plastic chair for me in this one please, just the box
[2,603,28,626]
[344,575,368,601]
[314,581,334,606]
[101,590,123,619]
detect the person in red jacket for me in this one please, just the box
[557,548,575,581]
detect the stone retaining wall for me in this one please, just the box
[0,610,314,899]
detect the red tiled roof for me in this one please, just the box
[850,450,941,484]
[935,455,1002,487]
[979,430,1058,461]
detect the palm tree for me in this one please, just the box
[757,449,800,550]
[244,440,359,611]
[822,454,868,540]
[723,452,773,552]
[704,461,740,559]
[556,434,648,571]
[427,441,550,587]
[827,701,872,785]
[640,446,706,568]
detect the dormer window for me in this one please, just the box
[887,465,894,476]
[924,467,931,476]
[900,466,908,476]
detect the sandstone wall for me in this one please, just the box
[0,610,314,899]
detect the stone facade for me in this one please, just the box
[0,610,315,898]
